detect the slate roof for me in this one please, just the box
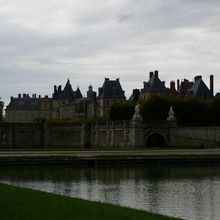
[143,72,167,92]
[129,89,140,102]
[7,80,83,111]
[98,78,126,100]
[53,79,83,101]
[188,79,211,98]
[178,79,194,95]
[6,97,44,110]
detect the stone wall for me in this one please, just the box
[44,123,85,148]
[0,122,43,148]
[0,119,177,149]
[91,121,131,148]
[177,127,220,142]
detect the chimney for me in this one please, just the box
[170,81,175,90]
[18,94,21,98]
[58,85,62,92]
[210,75,214,97]
[54,85,57,93]
[154,70,158,78]
[149,72,153,79]
[177,79,180,91]
[194,75,202,82]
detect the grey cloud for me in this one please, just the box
[116,13,134,23]
[1,0,220,104]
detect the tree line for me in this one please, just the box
[109,95,220,126]
[0,100,3,121]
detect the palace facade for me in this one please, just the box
[5,71,215,123]
[5,78,126,122]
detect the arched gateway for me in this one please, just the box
[145,133,168,148]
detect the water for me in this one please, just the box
[1,164,220,220]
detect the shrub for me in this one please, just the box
[110,101,135,121]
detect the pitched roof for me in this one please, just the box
[53,79,82,101]
[6,97,43,110]
[178,79,194,95]
[143,71,167,92]
[98,78,126,99]
[75,88,82,99]
[188,79,211,98]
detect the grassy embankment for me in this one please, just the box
[0,183,179,220]
[175,136,217,148]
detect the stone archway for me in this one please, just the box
[145,133,167,148]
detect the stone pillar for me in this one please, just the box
[129,105,144,148]
[166,107,178,146]
[168,121,178,146]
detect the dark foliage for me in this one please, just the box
[110,95,220,126]
[0,101,3,121]
[140,95,220,126]
[109,101,135,121]
[140,95,171,121]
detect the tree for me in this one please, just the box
[211,97,220,125]
[110,94,220,126]
[0,99,3,121]
[140,95,171,121]
[140,94,215,126]
[109,101,135,121]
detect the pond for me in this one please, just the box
[1,164,220,220]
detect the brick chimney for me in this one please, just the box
[154,70,158,78]
[132,89,140,102]
[54,85,57,93]
[58,85,62,92]
[177,79,180,91]
[210,75,214,97]
[170,81,176,95]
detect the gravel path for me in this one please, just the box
[1,148,220,158]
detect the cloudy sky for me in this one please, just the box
[1,0,220,105]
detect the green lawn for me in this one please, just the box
[175,136,217,148]
[0,183,180,220]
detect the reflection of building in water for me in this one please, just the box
[0,165,220,220]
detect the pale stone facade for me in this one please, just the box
[5,78,126,122]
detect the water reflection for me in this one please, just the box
[1,164,220,220]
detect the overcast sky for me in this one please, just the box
[1,0,220,105]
